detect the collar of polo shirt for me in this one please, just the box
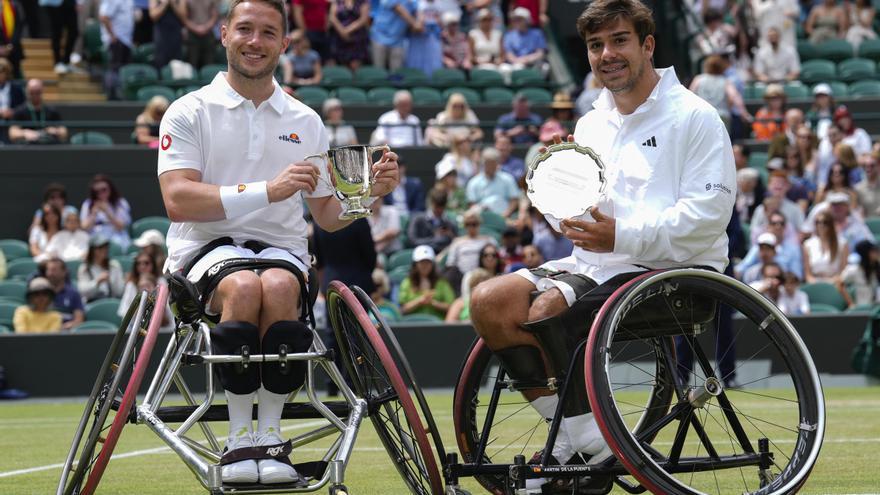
[210,73,287,114]
[593,67,678,116]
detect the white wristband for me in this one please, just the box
[219,181,270,219]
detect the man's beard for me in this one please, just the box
[229,54,277,81]
[604,58,645,94]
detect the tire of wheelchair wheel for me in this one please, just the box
[79,284,168,495]
[585,269,825,495]
[326,281,443,495]
[57,291,149,495]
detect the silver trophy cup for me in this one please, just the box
[307,144,390,220]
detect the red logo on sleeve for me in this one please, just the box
[160,134,172,150]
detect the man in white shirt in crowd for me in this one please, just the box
[753,26,800,83]
[370,89,424,147]
[157,0,399,485]
[469,0,735,490]
[855,151,880,217]
[465,147,519,217]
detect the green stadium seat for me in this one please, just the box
[367,87,397,105]
[797,40,818,62]
[113,254,135,274]
[483,87,516,104]
[400,313,444,323]
[132,43,155,65]
[743,84,765,100]
[120,64,159,99]
[131,216,171,239]
[468,68,505,88]
[783,83,810,99]
[0,301,18,328]
[479,209,507,234]
[294,86,330,106]
[815,39,855,62]
[442,87,481,105]
[7,258,38,281]
[65,260,81,281]
[845,303,876,313]
[0,239,31,261]
[431,68,467,86]
[85,298,124,326]
[321,66,354,86]
[388,265,410,285]
[391,67,429,86]
[809,303,840,313]
[135,85,177,102]
[516,87,553,104]
[511,68,545,87]
[813,81,848,98]
[176,85,202,98]
[82,20,107,66]
[73,320,119,332]
[0,324,11,333]
[411,86,443,105]
[799,59,837,84]
[801,282,847,311]
[748,151,769,170]
[857,38,880,61]
[0,280,27,303]
[334,86,368,104]
[354,65,389,87]
[866,216,880,237]
[849,79,880,97]
[199,64,225,82]
[837,57,876,82]
[388,248,415,272]
[70,131,113,145]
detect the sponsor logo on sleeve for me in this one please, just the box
[160,134,172,150]
[706,182,732,194]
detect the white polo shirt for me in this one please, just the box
[157,73,333,272]
[569,67,736,274]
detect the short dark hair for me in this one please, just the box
[226,0,287,33]
[576,0,655,44]
[43,182,67,202]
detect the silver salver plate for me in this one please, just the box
[525,142,607,220]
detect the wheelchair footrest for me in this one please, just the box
[137,401,351,424]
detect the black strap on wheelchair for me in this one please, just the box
[220,440,294,466]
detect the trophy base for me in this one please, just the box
[338,207,372,220]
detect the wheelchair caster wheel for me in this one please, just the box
[329,484,349,495]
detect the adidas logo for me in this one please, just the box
[641,136,657,147]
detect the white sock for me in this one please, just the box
[225,390,255,439]
[256,386,289,435]
[562,413,605,455]
[530,395,574,462]
[530,395,559,420]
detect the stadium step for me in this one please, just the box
[20,38,107,102]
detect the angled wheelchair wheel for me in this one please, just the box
[350,285,447,465]
[57,286,168,495]
[327,281,443,495]
[586,269,825,495]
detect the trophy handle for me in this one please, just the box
[368,145,391,162]
[305,152,335,189]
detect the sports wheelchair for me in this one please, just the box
[56,275,446,495]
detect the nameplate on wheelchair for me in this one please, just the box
[526,142,606,221]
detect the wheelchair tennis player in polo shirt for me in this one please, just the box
[156,0,399,484]
[469,0,737,491]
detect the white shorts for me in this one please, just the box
[515,255,646,306]
[185,245,310,314]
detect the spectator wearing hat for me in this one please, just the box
[752,83,787,141]
[855,151,880,217]
[371,90,424,147]
[132,228,167,268]
[512,0,547,28]
[434,160,468,216]
[496,134,525,181]
[833,105,872,158]
[466,147,519,217]
[13,277,62,333]
[370,0,418,71]
[494,92,542,145]
[806,83,835,140]
[740,232,784,285]
[367,199,402,256]
[398,244,455,319]
[502,6,546,72]
[803,209,849,284]
[80,174,132,250]
[77,235,125,303]
[808,191,873,249]
[322,98,357,147]
[538,92,575,145]
[328,0,370,70]
[752,27,800,84]
[41,208,89,263]
[689,54,752,135]
[407,186,459,253]
[425,92,483,147]
[468,8,506,72]
[442,11,472,70]
[737,212,803,280]
[39,257,84,330]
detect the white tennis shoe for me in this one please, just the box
[222,429,259,484]
[255,428,301,484]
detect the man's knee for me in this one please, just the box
[471,274,531,323]
[527,289,568,323]
[260,269,301,301]
[216,271,262,310]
